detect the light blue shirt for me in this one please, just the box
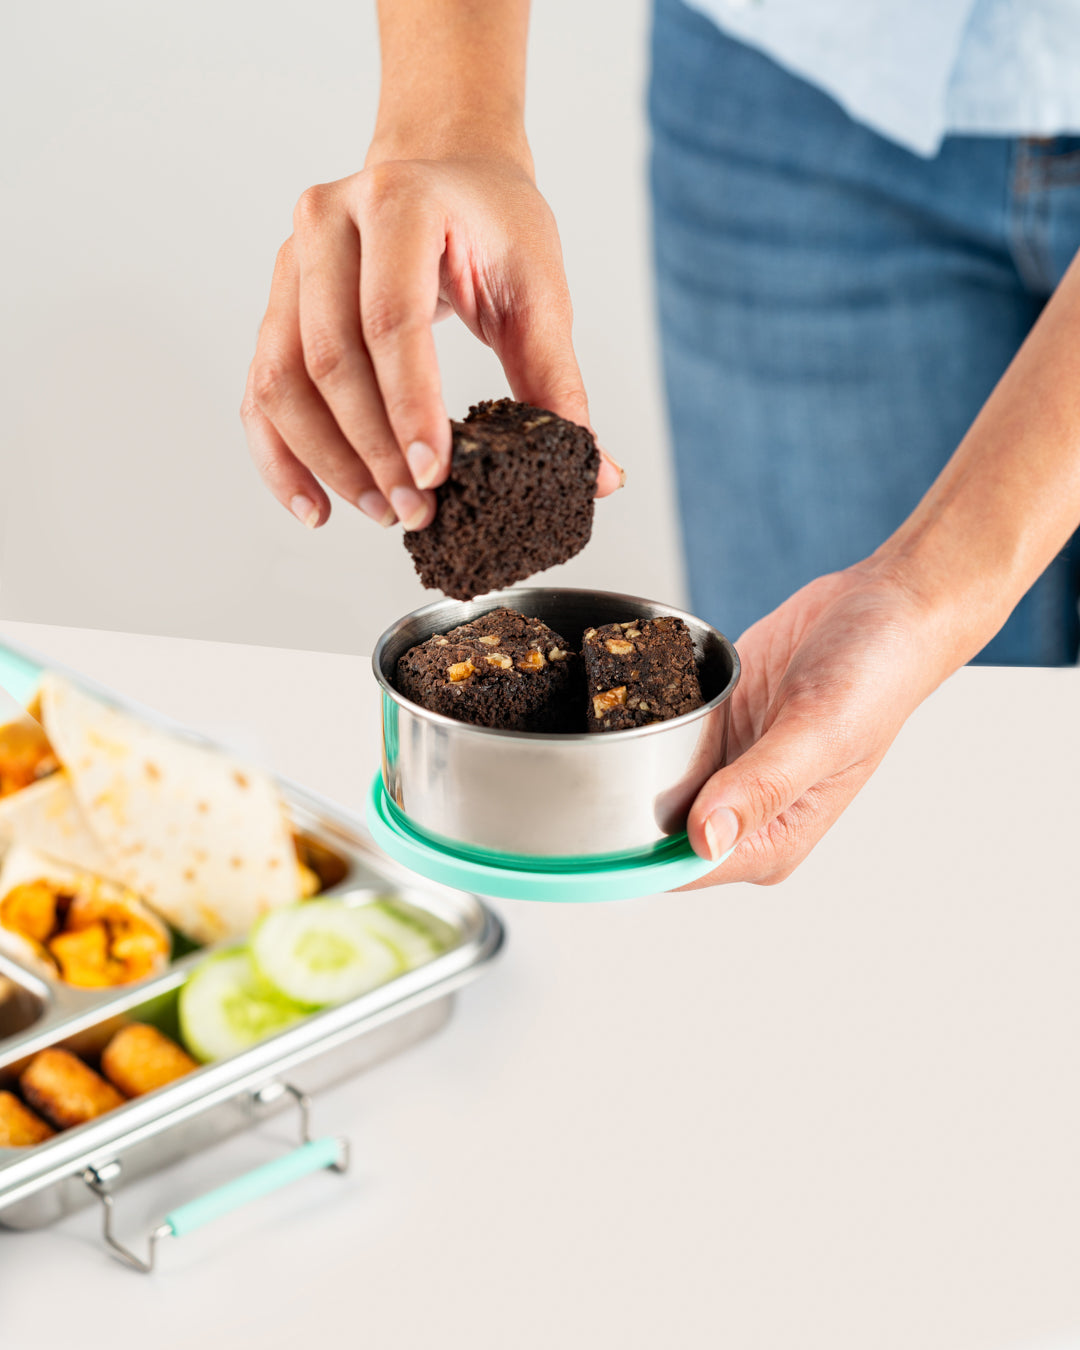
[687,0,1080,157]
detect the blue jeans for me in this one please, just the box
[649,0,1080,665]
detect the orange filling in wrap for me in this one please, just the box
[0,717,58,798]
[0,878,168,987]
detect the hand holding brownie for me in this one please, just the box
[241,2,622,534]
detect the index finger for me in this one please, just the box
[356,182,452,492]
[292,189,434,528]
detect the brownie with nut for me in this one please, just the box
[395,607,582,732]
[583,616,704,732]
[403,398,600,601]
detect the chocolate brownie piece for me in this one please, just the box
[403,399,600,600]
[583,616,704,732]
[395,607,582,731]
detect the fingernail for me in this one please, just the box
[358,490,397,528]
[598,444,627,489]
[406,440,440,490]
[390,485,433,532]
[703,807,740,862]
[290,494,321,529]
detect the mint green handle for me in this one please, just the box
[163,1136,344,1237]
[0,645,43,708]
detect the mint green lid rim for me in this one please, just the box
[365,772,725,903]
[0,645,43,708]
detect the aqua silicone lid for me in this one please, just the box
[366,773,725,903]
[0,644,43,708]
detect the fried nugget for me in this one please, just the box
[100,1023,197,1097]
[0,1090,55,1146]
[20,1048,125,1129]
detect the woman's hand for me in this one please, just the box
[241,153,622,532]
[684,246,1080,887]
[683,561,960,886]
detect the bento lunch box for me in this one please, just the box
[368,587,741,902]
[0,638,504,1270]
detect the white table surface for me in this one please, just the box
[0,618,1078,1350]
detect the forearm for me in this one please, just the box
[371,0,532,169]
[874,250,1080,671]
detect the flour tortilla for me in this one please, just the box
[32,674,307,944]
[0,773,111,875]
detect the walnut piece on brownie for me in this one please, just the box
[403,399,600,601]
[583,616,704,732]
[395,607,583,732]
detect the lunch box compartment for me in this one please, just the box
[0,969,48,1041]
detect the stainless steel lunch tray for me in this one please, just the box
[0,637,504,1264]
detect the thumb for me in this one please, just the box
[686,708,839,864]
[494,298,624,497]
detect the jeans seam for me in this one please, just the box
[1008,145,1054,294]
[1020,143,1080,188]
[1041,160,1080,188]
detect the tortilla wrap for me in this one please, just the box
[0,773,111,875]
[0,844,171,985]
[0,674,309,944]
[41,674,308,942]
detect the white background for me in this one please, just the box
[1,0,680,653]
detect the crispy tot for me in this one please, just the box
[0,1090,55,1146]
[100,1023,197,1097]
[20,1048,125,1129]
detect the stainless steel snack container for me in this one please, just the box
[373,587,740,860]
[0,638,504,1263]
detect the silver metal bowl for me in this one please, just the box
[372,587,740,861]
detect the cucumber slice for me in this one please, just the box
[179,948,307,1062]
[250,899,404,1007]
[354,898,454,971]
